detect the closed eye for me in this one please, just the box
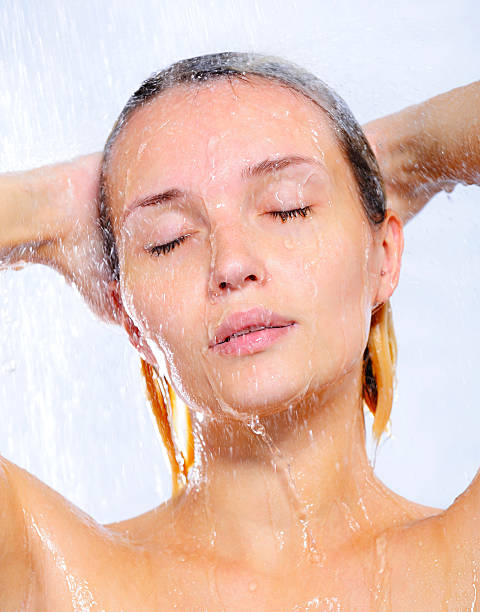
[146,206,312,256]
[269,205,312,222]
[147,234,190,256]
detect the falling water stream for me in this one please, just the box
[246,415,323,565]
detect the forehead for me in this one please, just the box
[107,77,345,212]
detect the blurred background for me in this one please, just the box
[0,0,478,524]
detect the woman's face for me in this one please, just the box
[107,77,396,420]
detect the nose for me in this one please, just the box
[208,224,268,299]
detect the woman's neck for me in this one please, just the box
[175,361,394,571]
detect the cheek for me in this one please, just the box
[121,254,208,352]
[287,220,372,375]
[122,260,212,410]
[274,216,369,306]
[326,240,371,367]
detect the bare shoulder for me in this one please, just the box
[4,455,103,537]
[0,457,34,611]
[442,467,480,575]
[385,470,480,609]
[3,457,158,609]
[446,465,480,522]
[104,487,188,543]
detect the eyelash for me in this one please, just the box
[147,205,313,256]
[148,234,190,256]
[270,205,312,223]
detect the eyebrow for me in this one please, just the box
[241,155,322,178]
[123,189,184,222]
[124,155,323,220]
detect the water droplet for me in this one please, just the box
[283,238,296,250]
[248,416,265,436]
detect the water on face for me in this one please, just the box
[2,3,480,610]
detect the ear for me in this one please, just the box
[372,209,404,308]
[108,280,158,366]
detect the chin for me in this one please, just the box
[210,372,314,421]
[208,351,362,422]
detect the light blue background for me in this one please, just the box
[1,0,478,523]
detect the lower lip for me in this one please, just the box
[212,324,296,356]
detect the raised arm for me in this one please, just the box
[0,153,116,321]
[363,80,480,224]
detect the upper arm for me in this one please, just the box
[0,457,34,610]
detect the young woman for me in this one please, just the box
[1,53,478,610]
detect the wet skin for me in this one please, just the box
[3,78,479,610]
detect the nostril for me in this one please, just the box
[216,273,260,292]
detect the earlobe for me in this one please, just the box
[108,280,158,366]
[124,314,158,366]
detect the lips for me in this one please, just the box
[210,307,296,347]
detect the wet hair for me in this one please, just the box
[98,52,397,492]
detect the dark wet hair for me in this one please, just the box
[98,51,386,282]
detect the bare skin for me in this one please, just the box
[1,78,479,611]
